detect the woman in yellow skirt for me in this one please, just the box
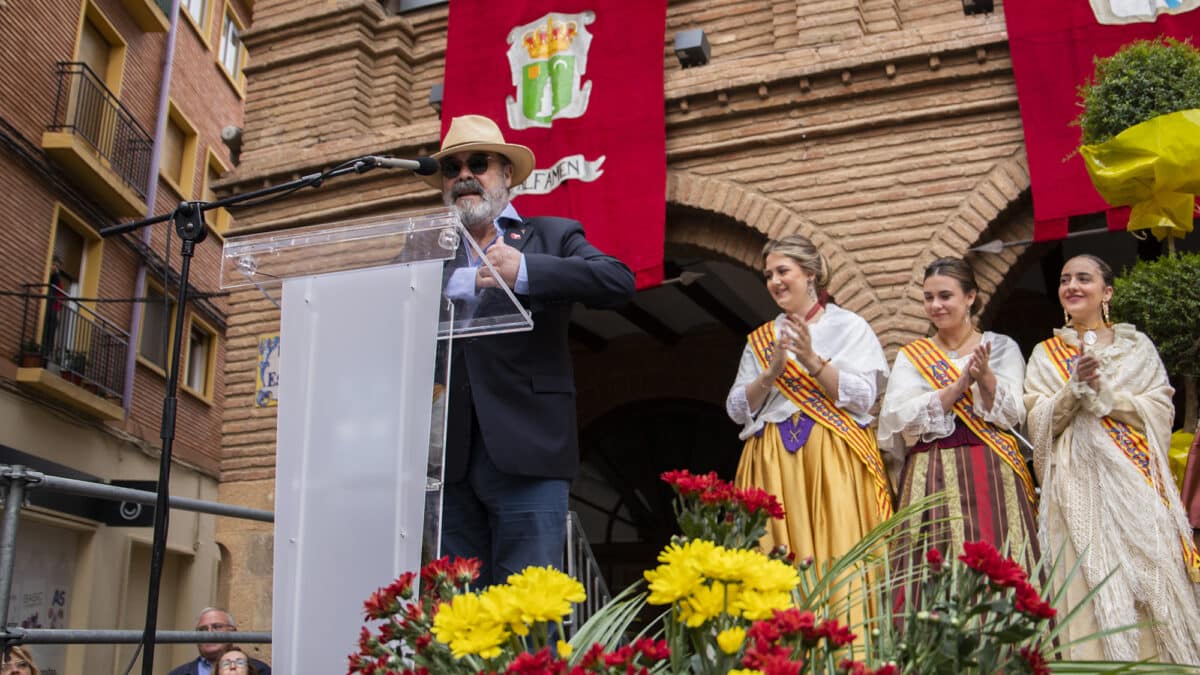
[726,235,893,571]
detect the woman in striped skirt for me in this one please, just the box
[877,257,1038,578]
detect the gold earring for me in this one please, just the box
[1102,300,1110,325]
[1063,308,1070,326]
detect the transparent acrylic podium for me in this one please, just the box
[220,207,531,675]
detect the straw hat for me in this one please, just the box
[421,115,535,189]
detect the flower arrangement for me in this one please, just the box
[873,543,1056,675]
[349,556,669,674]
[350,470,1175,675]
[660,469,785,550]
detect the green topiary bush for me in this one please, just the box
[1076,38,1200,145]
[1111,251,1200,429]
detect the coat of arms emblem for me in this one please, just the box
[506,12,595,130]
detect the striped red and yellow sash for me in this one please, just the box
[1039,337,1200,582]
[748,322,893,520]
[899,338,1036,505]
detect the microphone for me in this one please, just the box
[365,156,439,175]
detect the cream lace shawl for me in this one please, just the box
[1024,324,1200,663]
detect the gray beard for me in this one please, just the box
[444,178,509,229]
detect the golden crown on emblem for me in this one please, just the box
[521,17,578,60]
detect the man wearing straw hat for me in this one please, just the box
[425,114,634,586]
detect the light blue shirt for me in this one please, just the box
[445,203,530,303]
[197,657,214,675]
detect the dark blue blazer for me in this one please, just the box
[445,216,634,482]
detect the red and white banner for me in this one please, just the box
[442,0,667,288]
[1004,1,1200,240]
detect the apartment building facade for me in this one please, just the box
[0,0,254,671]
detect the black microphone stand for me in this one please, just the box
[99,157,396,675]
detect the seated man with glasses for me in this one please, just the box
[167,608,270,675]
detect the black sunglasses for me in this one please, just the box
[440,153,496,178]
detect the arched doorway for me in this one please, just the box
[572,398,741,591]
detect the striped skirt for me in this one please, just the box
[892,440,1039,579]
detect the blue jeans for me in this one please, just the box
[441,434,569,588]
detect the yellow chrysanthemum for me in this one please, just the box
[658,539,719,566]
[728,670,764,675]
[694,546,757,582]
[716,626,747,655]
[679,581,732,627]
[504,566,586,623]
[738,555,800,594]
[556,639,573,659]
[430,594,509,659]
[732,589,794,621]
[645,559,705,605]
[480,584,530,637]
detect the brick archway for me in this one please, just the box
[663,154,1036,353]
[664,171,884,320]
[884,147,1034,350]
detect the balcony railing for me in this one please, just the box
[48,62,153,200]
[16,284,129,400]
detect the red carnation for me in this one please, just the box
[1014,583,1057,620]
[815,619,856,647]
[1019,645,1051,675]
[925,548,944,572]
[505,647,566,674]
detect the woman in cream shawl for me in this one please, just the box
[1025,254,1200,664]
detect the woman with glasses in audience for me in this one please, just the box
[1025,254,1200,663]
[1,646,38,675]
[215,647,260,675]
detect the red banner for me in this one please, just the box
[1004,2,1200,241]
[442,0,667,288]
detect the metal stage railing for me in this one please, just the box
[0,464,611,652]
[564,510,613,637]
[0,463,274,654]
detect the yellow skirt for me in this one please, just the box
[734,416,885,563]
[735,416,887,641]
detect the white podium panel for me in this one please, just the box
[272,262,442,675]
[220,207,532,674]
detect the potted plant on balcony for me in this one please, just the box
[17,341,44,368]
[61,350,85,385]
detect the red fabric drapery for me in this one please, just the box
[442,0,667,288]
